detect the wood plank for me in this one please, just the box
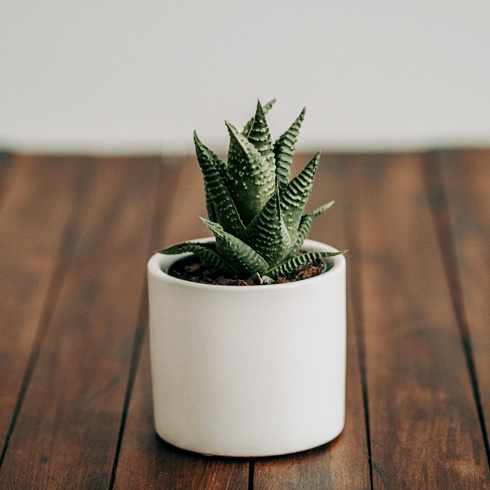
[0,155,95,454]
[0,156,161,489]
[434,149,490,459]
[359,153,490,488]
[252,154,370,489]
[113,157,249,489]
[159,156,211,246]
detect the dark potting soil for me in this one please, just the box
[167,255,326,286]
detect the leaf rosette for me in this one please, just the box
[159,100,345,281]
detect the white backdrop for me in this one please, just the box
[1,1,489,154]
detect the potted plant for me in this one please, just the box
[147,100,346,457]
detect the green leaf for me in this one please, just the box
[194,131,246,236]
[242,98,276,137]
[243,189,292,266]
[159,241,236,275]
[274,107,305,188]
[247,100,275,169]
[201,218,269,276]
[289,201,335,257]
[310,201,334,218]
[280,151,321,238]
[265,250,345,279]
[226,122,276,225]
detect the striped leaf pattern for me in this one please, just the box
[243,190,291,265]
[280,151,321,236]
[265,251,344,278]
[202,219,269,276]
[159,241,236,275]
[289,201,335,257]
[226,122,275,225]
[274,107,305,188]
[242,98,276,137]
[159,101,345,281]
[247,100,276,170]
[194,131,246,236]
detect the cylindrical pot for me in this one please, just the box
[147,238,346,457]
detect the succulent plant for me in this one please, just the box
[159,99,344,282]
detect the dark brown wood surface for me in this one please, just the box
[358,154,490,488]
[431,150,490,462]
[0,150,489,489]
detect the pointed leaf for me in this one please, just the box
[201,218,269,276]
[289,201,335,257]
[226,122,275,224]
[280,151,321,237]
[310,201,335,219]
[242,98,276,137]
[274,107,305,188]
[194,131,246,236]
[243,189,292,266]
[265,250,345,279]
[194,131,227,222]
[247,100,275,169]
[159,241,236,275]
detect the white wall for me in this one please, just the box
[1,1,489,154]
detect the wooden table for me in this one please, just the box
[0,150,489,489]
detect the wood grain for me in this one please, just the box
[359,154,490,488]
[1,151,489,488]
[0,157,161,489]
[0,155,95,453]
[253,155,371,489]
[434,149,490,458]
[113,157,249,489]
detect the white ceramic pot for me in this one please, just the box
[147,238,346,457]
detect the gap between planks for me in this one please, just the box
[108,159,178,488]
[0,155,164,488]
[0,157,96,469]
[423,151,490,471]
[343,155,374,490]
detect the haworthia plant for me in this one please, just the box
[159,100,345,281]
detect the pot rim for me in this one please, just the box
[148,237,345,292]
